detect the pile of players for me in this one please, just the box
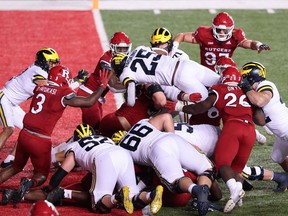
[1,11,288,216]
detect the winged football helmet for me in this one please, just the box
[48,65,72,87]
[29,200,59,216]
[111,130,127,145]
[215,56,237,74]
[73,123,96,141]
[240,61,266,85]
[111,53,128,77]
[110,32,132,55]
[150,27,173,53]
[212,12,234,42]
[220,66,242,86]
[35,48,60,72]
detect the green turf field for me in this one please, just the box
[101,10,288,215]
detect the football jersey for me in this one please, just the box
[211,84,253,124]
[81,50,112,92]
[169,48,190,60]
[194,26,246,70]
[256,80,288,136]
[65,135,117,173]
[120,46,179,86]
[2,65,47,105]
[119,119,168,165]
[23,85,74,136]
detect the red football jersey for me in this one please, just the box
[194,26,246,70]
[23,85,74,136]
[83,50,112,91]
[211,84,253,124]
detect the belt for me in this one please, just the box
[171,61,180,86]
[227,118,251,124]
[265,116,271,123]
[24,128,51,139]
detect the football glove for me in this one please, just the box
[238,78,252,93]
[77,69,89,84]
[257,43,270,53]
[97,69,113,89]
[177,91,202,102]
[111,130,127,145]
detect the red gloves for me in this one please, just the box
[97,69,113,89]
[178,91,202,102]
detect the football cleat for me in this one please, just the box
[191,199,223,212]
[1,189,16,205]
[273,172,288,192]
[242,179,254,191]
[46,187,65,205]
[149,185,163,214]
[224,183,245,213]
[0,160,14,169]
[191,185,210,216]
[13,177,33,203]
[115,186,134,214]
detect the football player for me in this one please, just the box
[0,65,112,204]
[77,32,131,130]
[173,11,270,71]
[174,67,256,212]
[111,45,220,107]
[0,48,88,170]
[239,62,288,187]
[118,113,218,216]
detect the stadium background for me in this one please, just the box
[0,0,288,215]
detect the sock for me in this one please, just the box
[63,189,72,199]
[145,192,151,200]
[4,155,15,163]
[188,183,196,194]
[111,194,116,204]
[226,178,237,192]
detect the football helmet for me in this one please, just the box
[111,130,127,145]
[220,66,242,86]
[48,65,72,87]
[111,53,128,77]
[35,48,60,72]
[29,200,59,216]
[150,27,173,53]
[73,123,96,141]
[110,32,132,55]
[212,12,234,42]
[240,61,266,85]
[215,56,237,74]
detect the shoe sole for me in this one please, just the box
[122,186,134,214]
[224,189,245,213]
[150,185,163,214]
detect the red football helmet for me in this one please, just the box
[110,32,132,55]
[212,12,234,42]
[220,66,242,86]
[29,200,59,216]
[48,65,72,87]
[215,56,237,74]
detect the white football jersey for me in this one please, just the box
[65,135,117,173]
[174,122,220,157]
[120,45,219,99]
[258,80,288,137]
[169,48,190,61]
[2,65,47,105]
[119,119,213,183]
